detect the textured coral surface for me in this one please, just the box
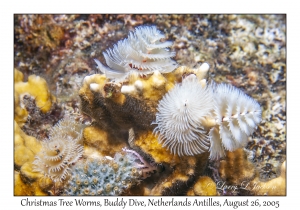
[14,14,286,196]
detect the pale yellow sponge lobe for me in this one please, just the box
[14,121,54,195]
[149,155,200,195]
[14,170,53,196]
[83,126,127,157]
[14,69,55,125]
[134,131,180,164]
[14,68,24,83]
[150,172,189,196]
[124,71,172,101]
[14,89,28,126]
[80,73,107,99]
[14,121,42,169]
[118,65,208,102]
[187,176,217,196]
[15,73,54,112]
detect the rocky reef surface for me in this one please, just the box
[14,14,286,196]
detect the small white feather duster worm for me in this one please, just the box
[33,116,84,182]
[153,75,213,156]
[208,83,262,159]
[95,25,178,81]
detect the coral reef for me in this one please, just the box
[32,116,84,182]
[246,137,285,181]
[79,58,262,195]
[64,148,156,195]
[14,15,286,196]
[245,87,286,181]
[20,95,63,139]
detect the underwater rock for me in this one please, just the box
[79,73,157,136]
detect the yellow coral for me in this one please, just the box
[14,121,54,195]
[14,90,28,126]
[164,64,209,86]
[134,130,180,164]
[79,65,213,196]
[150,170,190,195]
[15,169,53,196]
[187,176,217,196]
[14,68,24,82]
[83,126,127,157]
[14,69,55,126]
[14,121,42,169]
[150,154,207,196]
[122,65,209,101]
[124,71,172,101]
[79,73,107,101]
